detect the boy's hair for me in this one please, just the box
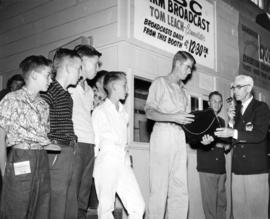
[53,48,81,72]
[7,74,24,89]
[208,91,223,101]
[103,71,126,95]
[74,44,102,58]
[172,50,196,71]
[19,55,52,80]
[88,70,108,88]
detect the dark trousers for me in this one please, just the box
[48,146,77,219]
[75,142,95,218]
[0,148,50,219]
[88,178,98,209]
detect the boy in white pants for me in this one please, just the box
[92,71,145,219]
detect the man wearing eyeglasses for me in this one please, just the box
[215,75,270,219]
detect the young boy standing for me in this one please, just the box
[92,71,145,219]
[40,48,82,219]
[0,55,53,219]
[68,44,101,218]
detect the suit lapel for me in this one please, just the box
[242,98,256,120]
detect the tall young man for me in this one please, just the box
[145,51,195,219]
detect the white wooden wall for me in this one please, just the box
[0,0,119,86]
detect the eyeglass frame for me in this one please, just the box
[230,84,250,90]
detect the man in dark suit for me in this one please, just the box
[215,75,270,219]
[197,91,228,219]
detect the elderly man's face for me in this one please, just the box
[232,77,251,102]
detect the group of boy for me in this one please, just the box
[0,45,100,219]
[0,42,145,219]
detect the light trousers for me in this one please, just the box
[94,147,145,219]
[232,173,268,219]
[148,123,188,219]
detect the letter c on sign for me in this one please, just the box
[190,0,202,16]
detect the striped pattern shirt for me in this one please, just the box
[40,80,77,142]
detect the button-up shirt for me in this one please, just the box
[145,77,188,114]
[92,98,129,152]
[0,87,50,146]
[68,82,94,144]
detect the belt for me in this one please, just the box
[13,143,43,150]
[155,122,182,129]
[51,139,77,147]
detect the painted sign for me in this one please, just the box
[239,14,270,89]
[134,0,215,69]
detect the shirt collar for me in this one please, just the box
[22,86,38,101]
[178,81,185,89]
[78,81,91,93]
[104,98,124,112]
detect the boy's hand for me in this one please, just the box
[43,143,61,151]
[201,134,214,145]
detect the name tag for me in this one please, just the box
[14,161,31,175]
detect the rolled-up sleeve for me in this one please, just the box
[145,78,164,112]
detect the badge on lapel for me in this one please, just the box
[245,122,253,131]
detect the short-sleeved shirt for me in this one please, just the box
[92,98,129,151]
[40,80,77,142]
[68,82,94,144]
[145,77,188,114]
[0,87,50,146]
